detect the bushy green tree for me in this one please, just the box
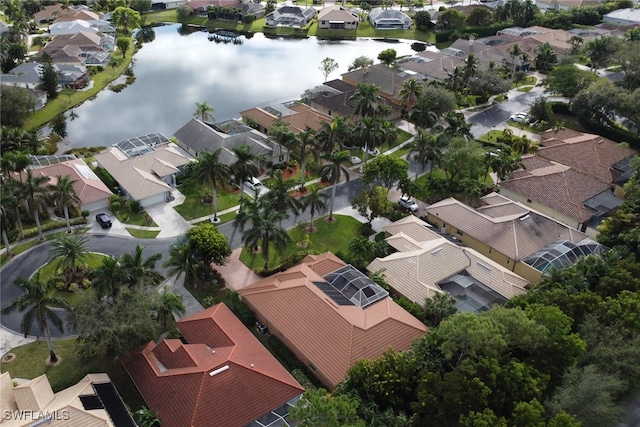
[0,85,35,128]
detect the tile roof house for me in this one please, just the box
[0,62,89,89]
[266,6,316,27]
[498,153,625,238]
[317,6,359,29]
[123,303,304,427]
[173,118,289,167]
[239,252,427,390]
[187,0,240,14]
[536,0,600,10]
[368,8,412,29]
[39,31,113,66]
[306,79,402,121]
[367,216,529,311]
[239,102,332,135]
[52,9,103,24]
[537,128,637,193]
[31,158,113,212]
[424,193,606,283]
[341,63,414,106]
[0,372,135,427]
[603,8,640,26]
[33,4,65,23]
[95,135,193,207]
[395,50,464,82]
[49,19,115,36]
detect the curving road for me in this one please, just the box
[0,177,366,338]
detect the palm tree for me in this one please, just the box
[355,116,383,165]
[0,183,20,257]
[350,83,381,118]
[398,77,424,109]
[193,101,215,123]
[316,116,351,152]
[242,198,290,271]
[409,96,439,129]
[163,236,198,283]
[445,65,465,93]
[135,407,161,427]
[291,129,316,190]
[50,232,90,281]
[319,150,351,221]
[154,288,186,327]
[50,174,81,233]
[1,272,69,362]
[586,36,613,72]
[93,256,127,300]
[443,112,473,140]
[195,149,230,222]
[569,35,583,54]
[264,170,301,219]
[231,145,260,206]
[120,244,163,289]
[301,186,328,232]
[380,119,399,151]
[534,42,557,72]
[349,236,374,267]
[22,169,50,241]
[463,53,478,84]
[507,44,522,79]
[407,129,445,181]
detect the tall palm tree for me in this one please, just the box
[380,119,399,151]
[294,129,316,190]
[50,174,81,233]
[153,288,186,327]
[534,42,557,72]
[231,145,260,206]
[0,184,18,257]
[586,36,613,72]
[316,115,351,152]
[163,236,197,283]
[463,53,478,84]
[301,186,328,232]
[319,150,351,221]
[1,272,69,362]
[407,129,444,181]
[355,116,383,165]
[195,149,230,222]
[445,65,465,93]
[507,43,523,79]
[120,244,163,289]
[399,77,424,109]
[350,83,381,118]
[50,232,90,281]
[409,96,439,129]
[443,112,473,140]
[264,170,301,220]
[22,169,50,241]
[193,101,215,123]
[93,256,127,300]
[242,198,290,271]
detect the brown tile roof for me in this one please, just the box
[53,10,101,23]
[341,64,408,99]
[538,129,636,183]
[425,194,589,261]
[123,304,304,427]
[395,50,464,81]
[32,158,113,208]
[239,104,331,134]
[239,253,427,389]
[499,157,612,223]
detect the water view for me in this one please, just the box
[64,24,417,149]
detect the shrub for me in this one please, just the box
[81,278,91,289]
[69,283,79,292]
[110,201,121,212]
[374,231,386,242]
[243,14,255,24]
[130,200,142,214]
[81,209,90,219]
[54,280,66,291]
[359,223,374,236]
[395,296,425,321]
[22,218,87,239]
[95,168,118,192]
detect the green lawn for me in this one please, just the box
[239,214,363,270]
[35,253,106,306]
[112,208,158,227]
[1,339,146,411]
[126,228,161,239]
[174,186,241,221]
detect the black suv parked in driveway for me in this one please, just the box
[96,213,112,229]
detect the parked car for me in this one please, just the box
[398,196,419,212]
[509,112,529,123]
[350,156,362,165]
[96,213,112,229]
[364,146,380,156]
[245,176,262,191]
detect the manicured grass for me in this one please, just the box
[550,113,588,133]
[1,338,147,411]
[174,186,241,221]
[112,208,158,227]
[391,145,413,158]
[476,130,505,145]
[239,214,363,271]
[517,86,534,92]
[36,253,106,306]
[126,228,161,239]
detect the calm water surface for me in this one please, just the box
[64,24,416,148]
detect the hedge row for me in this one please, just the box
[435,23,513,43]
[22,218,88,239]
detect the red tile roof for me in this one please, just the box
[239,252,427,389]
[123,304,303,427]
[538,129,636,183]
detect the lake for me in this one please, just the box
[63,24,417,148]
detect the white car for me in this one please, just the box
[509,113,529,123]
[398,196,419,212]
[350,156,362,165]
[364,147,380,156]
[244,176,262,191]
